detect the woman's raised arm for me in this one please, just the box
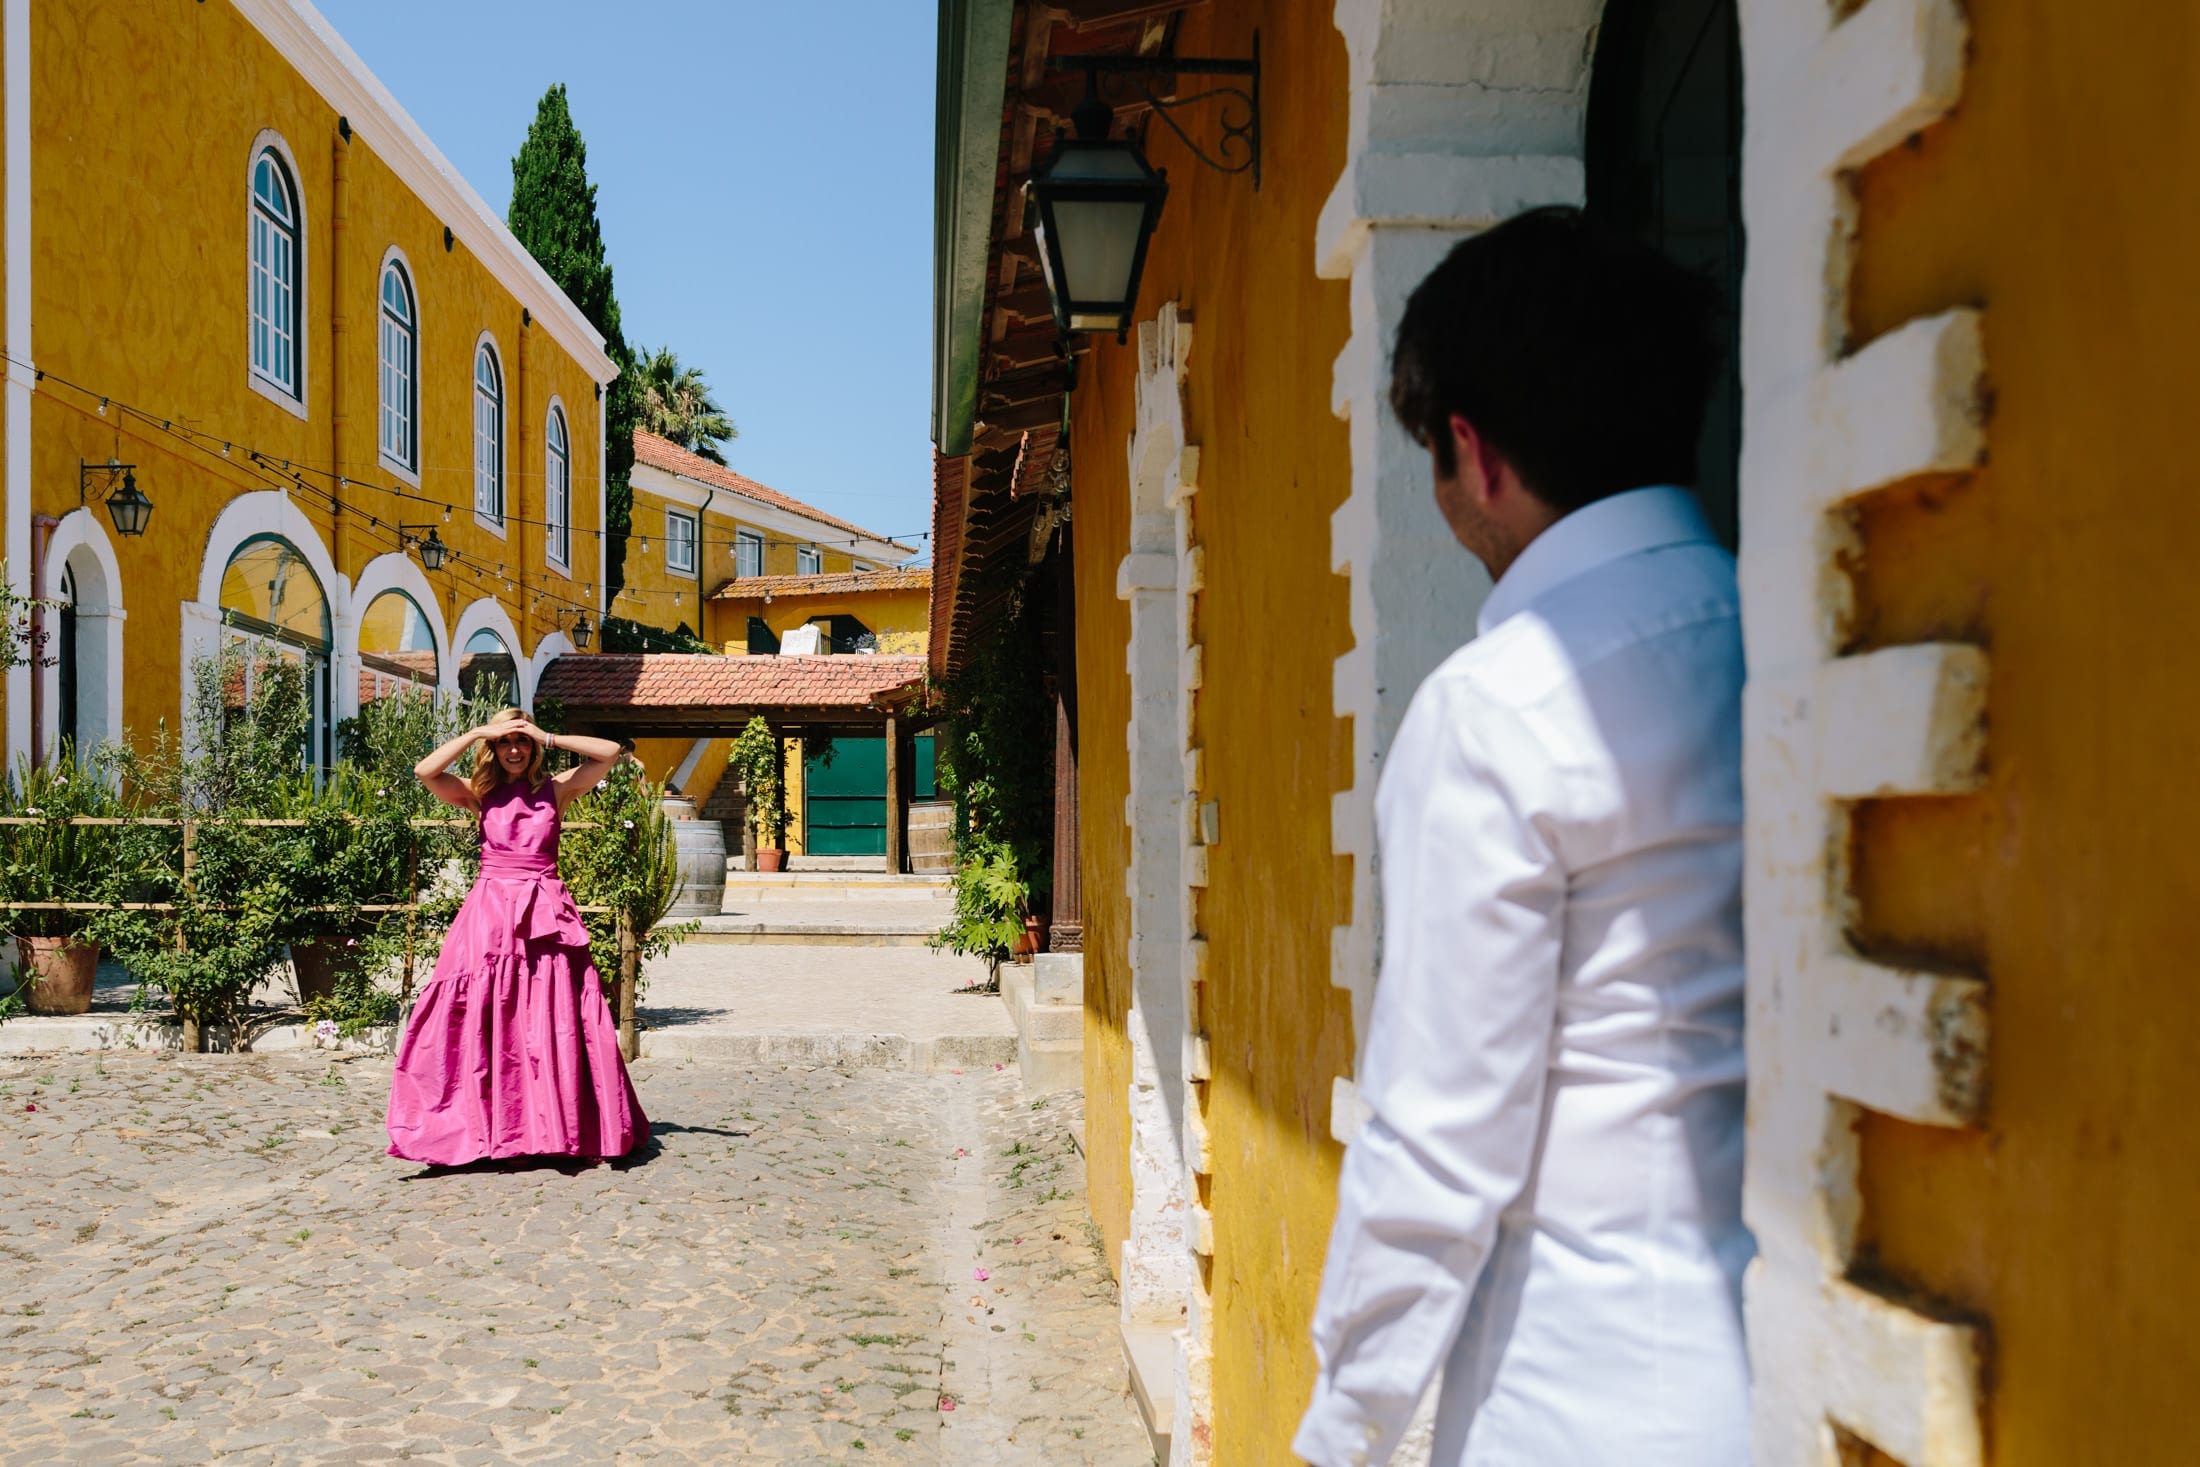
[541,728,625,811]
[414,724,491,812]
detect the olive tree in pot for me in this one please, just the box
[727,716,788,872]
[0,743,124,1015]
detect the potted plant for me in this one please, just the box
[0,743,123,1015]
[728,716,788,872]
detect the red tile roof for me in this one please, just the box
[536,653,926,711]
[631,432,906,549]
[710,567,932,601]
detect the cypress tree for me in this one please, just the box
[509,84,638,593]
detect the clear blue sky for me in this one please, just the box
[315,0,938,555]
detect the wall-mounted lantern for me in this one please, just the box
[80,460,152,538]
[1029,35,1260,340]
[403,524,451,572]
[571,613,593,650]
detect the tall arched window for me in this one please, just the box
[218,535,332,768]
[474,343,504,523]
[250,148,301,399]
[544,405,571,567]
[378,259,418,471]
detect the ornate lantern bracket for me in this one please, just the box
[1045,31,1261,188]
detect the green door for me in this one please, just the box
[804,735,936,855]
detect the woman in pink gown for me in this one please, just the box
[385,709,649,1167]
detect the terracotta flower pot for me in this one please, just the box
[1013,914,1041,964]
[756,848,787,874]
[289,937,352,1004]
[18,935,98,1015]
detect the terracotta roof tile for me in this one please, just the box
[710,567,932,601]
[632,432,906,548]
[535,653,926,711]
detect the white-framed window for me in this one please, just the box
[735,529,764,579]
[545,405,571,568]
[378,259,417,471]
[797,546,822,576]
[250,148,301,399]
[665,509,698,573]
[474,343,504,523]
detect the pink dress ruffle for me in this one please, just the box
[384,778,649,1166]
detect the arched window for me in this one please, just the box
[358,589,438,706]
[250,148,301,399]
[473,343,504,523]
[378,260,418,471]
[545,406,571,567]
[218,535,332,768]
[459,627,516,704]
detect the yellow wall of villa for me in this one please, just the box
[610,480,863,637]
[705,585,931,657]
[15,0,612,753]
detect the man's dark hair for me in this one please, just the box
[1388,206,1727,514]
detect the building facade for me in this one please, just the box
[9,0,619,765]
[616,430,915,646]
[933,0,2200,1462]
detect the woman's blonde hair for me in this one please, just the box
[467,707,548,802]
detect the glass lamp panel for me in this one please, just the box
[1049,198,1148,308]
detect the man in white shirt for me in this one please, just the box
[1295,207,1752,1466]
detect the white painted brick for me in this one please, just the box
[1823,1279,1987,1467]
[1810,949,1989,1126]
[1816,643,1989,798]
[1807,309,1986,512]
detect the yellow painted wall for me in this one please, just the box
[1066,3,1352,1457]
[705,586,931,657]
[29,0,604,744]
[1835,0,2200,1456]
[611,478,860,635]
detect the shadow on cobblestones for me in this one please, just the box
[0,1051,1153,1465]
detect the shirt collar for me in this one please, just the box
[1475,486,1717,636]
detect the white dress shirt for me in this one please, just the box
[1296,487,1753,1467]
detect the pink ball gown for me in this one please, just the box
[385,777,649,1165]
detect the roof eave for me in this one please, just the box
[932,0,1014,457]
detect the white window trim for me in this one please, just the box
[376,244,422,487]
[472,329,506,535]
[246,129,308,422]
[665,507,699,574]
[450,595,532,710]
[543,394,573,576]
[735,528,765,580]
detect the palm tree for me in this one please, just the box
[635,345,737,463]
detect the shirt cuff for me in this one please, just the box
[1294,1377,1396,1467]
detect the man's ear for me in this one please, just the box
[1448,413,1505,504]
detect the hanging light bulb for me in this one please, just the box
[221,442,231,457]
[97,398,108,416]
[442,504,451,523]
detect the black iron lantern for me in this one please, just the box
[413,527,450,572]
[1027,85,1168,338]
[103,469,152,538]
[571,613,593,650]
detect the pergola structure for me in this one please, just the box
[536,653,935,870]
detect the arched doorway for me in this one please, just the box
[358,590,439,706]
[217,534,333,767]
[459,628,517,705]
[1586,0,1744,547]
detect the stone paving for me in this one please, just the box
[0,1051,1152,1465]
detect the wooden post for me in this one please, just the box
[884,712,905,875]
[178,818,199,1053]
[400,839,419,1003]
[616,908,638,1062]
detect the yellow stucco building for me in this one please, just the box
[934,0,2200,1461]
[4,0,619,767]
[607,430,927,854]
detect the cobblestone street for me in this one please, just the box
[0,1052,1151,1466]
